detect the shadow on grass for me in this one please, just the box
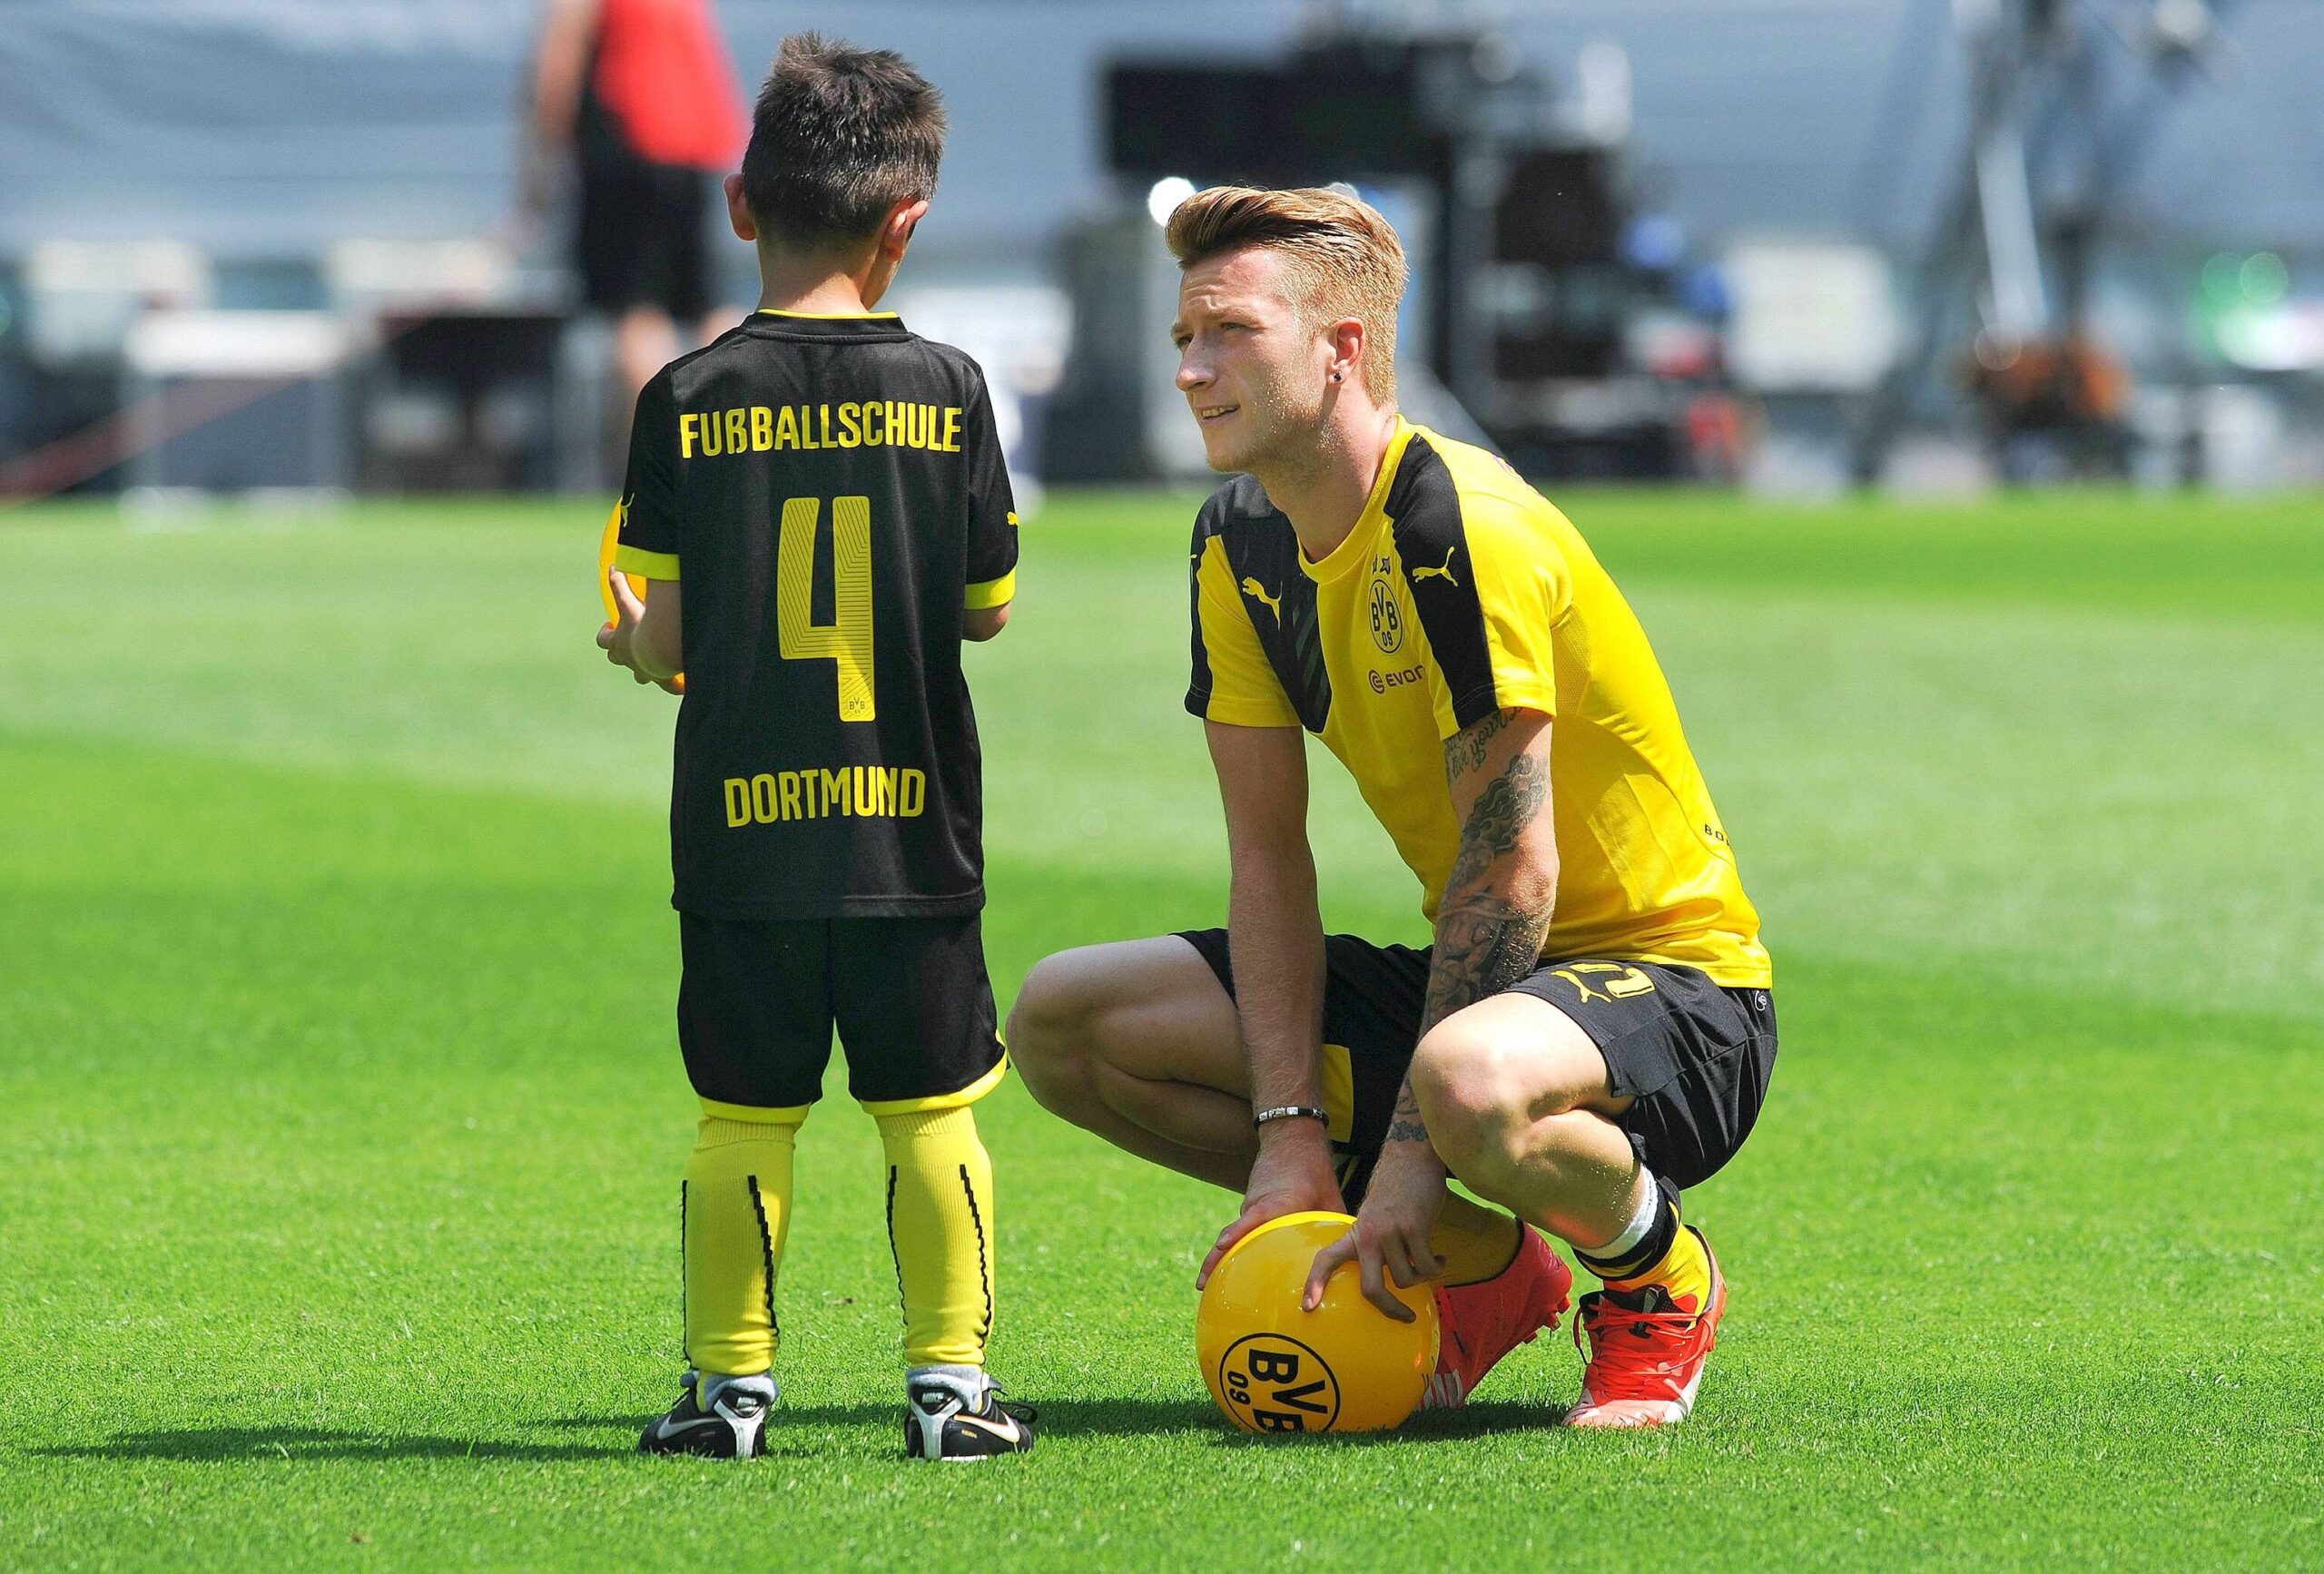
[561,1397,1563,1444]
[42,1398,1563,1465]
[34,1425,628,1463]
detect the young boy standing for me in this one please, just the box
[597,34,1030,1461]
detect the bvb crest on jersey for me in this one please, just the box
[1368,574,1404,654]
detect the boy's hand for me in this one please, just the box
[598,568,680,693]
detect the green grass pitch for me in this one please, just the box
[3,488,2320,1570]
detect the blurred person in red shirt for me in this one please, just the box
[527,0,747,403]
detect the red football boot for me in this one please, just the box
[1564,1225,1728,1428]
[1418,1224,1574,1410]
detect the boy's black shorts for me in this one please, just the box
[1176,930,1775,1204]
[679,912,1004,1113]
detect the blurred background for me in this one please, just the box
[2,0,2321,510]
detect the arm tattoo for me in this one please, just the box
[1388,734,1557,1148]
[1440,708,1509,781]
[1422,890,1551,1032]
[1385,1077,1431,1146]
[1435,747,1552,935]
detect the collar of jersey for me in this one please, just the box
[1298,415,1417,584]
[746,309,908,338]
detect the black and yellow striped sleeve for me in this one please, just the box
[615,372,682,580]
[1185,516,1297,728]
[1389,435,1570,738]
[960,378,1019,610]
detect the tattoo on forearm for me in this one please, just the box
[1422,894,1550,1033]
[1384,1078,1430,1146]
[1441,708,1510,781]
[1441,746,1550,898]
[1392,716,1556,1152]
[1422,743,1555,1035]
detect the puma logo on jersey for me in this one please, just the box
[1241,577,1284,624]
[1411,546,1461,586]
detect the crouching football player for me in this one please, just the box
[598,35,1032,1461]
[1010,187,1776,1428]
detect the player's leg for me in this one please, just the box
[1011,930,1529,1270]
[1014,930,1565,1404]
[642,916,835,1458]
[1008,935,1257,1189]
[1408,966,1777,1426]
[836,915,1033,1460]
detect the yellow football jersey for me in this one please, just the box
[1186,418,1770,989]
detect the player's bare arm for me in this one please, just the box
[962,601,1010,641]
[1195,719,1341,1287]
[598,566,683,691]
[1306,706,1557,1318]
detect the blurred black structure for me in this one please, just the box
[1078,22,1674,480]
[358,310,566,493]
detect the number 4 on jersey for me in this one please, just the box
[776,495,876,722]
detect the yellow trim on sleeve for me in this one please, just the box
[615,545,681,580]
[697,1097,812,1125]
[964,568,1017,610]
[755,308,901,320]
[858,1057,1009,1116]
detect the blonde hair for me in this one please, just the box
[1165,185,1407,399]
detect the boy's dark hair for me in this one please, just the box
[741,34,947,252]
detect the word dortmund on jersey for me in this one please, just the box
[1186,418,1769,988]
[615,310,1017,920]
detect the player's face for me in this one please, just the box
[1172,249,1333,474]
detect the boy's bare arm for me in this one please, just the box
[963,603,1010,642]
[598,568,683,692]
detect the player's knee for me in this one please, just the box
[1007,951,1104,1107]
[1408,1025,1532,1186]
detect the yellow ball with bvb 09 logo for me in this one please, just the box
[1197,1211,1440,1434]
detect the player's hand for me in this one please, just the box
[1304,1140,1448,1322]
[1196,1121,1343,1290]
[598,568,679,693]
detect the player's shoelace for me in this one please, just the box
[982,1380,1038,1429]
[1573,1294,1703,1399]
[947,1379,1037,1431]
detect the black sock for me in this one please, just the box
[1574,1176,1679,1284]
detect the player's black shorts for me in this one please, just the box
[576,150,715,320]
[678,912,1004,1113]
[1176,930,1775,1203]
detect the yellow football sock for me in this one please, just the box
[875,1105,995,1369]
[1607,1218,1712,1311]
[1433,1196,1523,1287]
[682,1105,804,1377]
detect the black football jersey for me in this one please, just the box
[613,310,1019,919]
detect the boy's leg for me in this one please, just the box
[874,1103,996,1373]
[643,917,834,1458]
[835,914,1032,1458]
[684,1102,807,1379]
